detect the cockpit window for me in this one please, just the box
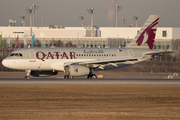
[10,53,15,56]
[10,53,23,57]
[15,53,19,56]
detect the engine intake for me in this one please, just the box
[64,65,90,77]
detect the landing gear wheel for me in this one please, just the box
[91,74,97,79]
[64,75,67,79]
[25,76,30,79]
[87,74,97,79]
[64,75,73,79]
[69,76,74,79]
[87,75,91,79]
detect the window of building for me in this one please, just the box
[154,45,157,49]
[162,31,167,37]
[166,45,169,49]
[13,32,24,34]
[12,44,15,48]
[158,45,161,49]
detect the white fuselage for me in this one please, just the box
[2,47,158,72]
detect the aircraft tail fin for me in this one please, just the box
[127,15,159,49]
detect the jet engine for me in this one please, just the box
[64,65,90,77]
[30,70,58,77]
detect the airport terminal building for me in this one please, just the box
[0,26,180,51]
[0,26,180,72]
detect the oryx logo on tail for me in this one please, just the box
[136,17,159,49]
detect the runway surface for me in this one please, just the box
[0,78,180,84]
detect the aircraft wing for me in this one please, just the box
[78,56,140,65]
[64,56,141,69]
[145,50,174,55]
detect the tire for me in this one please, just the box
[91,74,97,79]
[87,75,92,79]
[69,76,73,79]
[64,75,67,79]
[87,74,97,79]
[25,76,30,79]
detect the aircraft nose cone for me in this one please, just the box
[2,59,8,67]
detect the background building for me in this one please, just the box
[0,26,180,50]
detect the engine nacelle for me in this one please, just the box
[64,65,90,77]
[30,70,58,77]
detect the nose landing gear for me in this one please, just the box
[25,70,31,79]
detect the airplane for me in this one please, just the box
[2,15,163,79]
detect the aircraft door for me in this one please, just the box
[28,49,36,62]
[127,49,134,57]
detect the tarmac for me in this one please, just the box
[0,72,179,79]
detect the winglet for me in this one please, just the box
[127,15,160,49]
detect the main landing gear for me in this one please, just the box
[25,76,30,79]
[63,74,97,79]
[64,75,73,79]
[87,74,97,79]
